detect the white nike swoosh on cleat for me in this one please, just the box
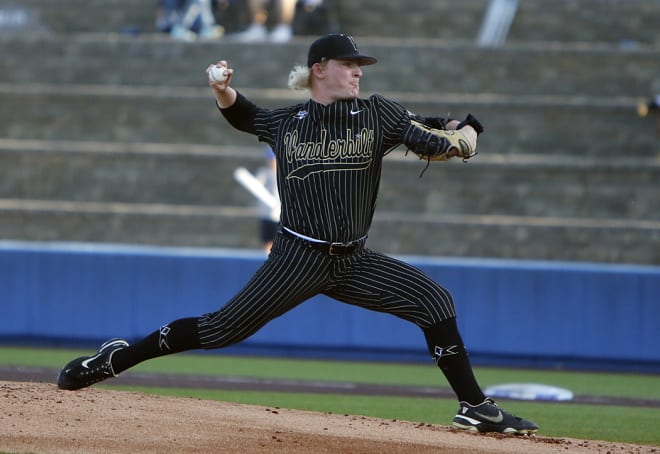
[80,353,103,369]
[474,410,504,423]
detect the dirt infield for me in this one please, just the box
[1,381,656,454]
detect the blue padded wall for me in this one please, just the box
[1,241,659,372]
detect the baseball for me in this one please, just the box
[208,65,227,83]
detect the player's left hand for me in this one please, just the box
[405,120,478,162]
[448,113,483,159]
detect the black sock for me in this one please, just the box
[423,318,486,405]
[111,317,202,374]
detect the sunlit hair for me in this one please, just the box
[288,60,331,91]
[288,64,311,91]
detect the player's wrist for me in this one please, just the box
[457,114,484,135]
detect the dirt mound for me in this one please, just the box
[0,381,651,453]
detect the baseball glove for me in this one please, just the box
[403,113,483,177]
[403,113,483,163]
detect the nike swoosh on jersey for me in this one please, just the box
[474,410,504,423]
[350,109,363,115]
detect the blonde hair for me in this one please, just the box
[287,64,311,91]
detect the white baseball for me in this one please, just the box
[208,65,227,83]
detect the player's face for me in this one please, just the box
[322,59,363,101]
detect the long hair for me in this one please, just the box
[287,64,311,91]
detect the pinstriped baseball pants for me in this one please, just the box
[197,232,457,349]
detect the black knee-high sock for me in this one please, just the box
[423,318,486,405]
[111,317,202,374]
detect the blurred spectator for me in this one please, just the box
[230,0,296,43]
[255,146,280,251]
[156,0,224,41]
[638,93,660,140]
[292,0,340,36]
[637,94,660,118]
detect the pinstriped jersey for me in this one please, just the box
[222,92,411,243]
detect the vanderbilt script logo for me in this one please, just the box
[284,128,375,179]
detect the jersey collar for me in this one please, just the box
[305,98,361,122]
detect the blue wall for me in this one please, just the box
[1,241,659,372]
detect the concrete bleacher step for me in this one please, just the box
[1,33,656,160]
[370,212,660,265]
[9,0,660,44]
[1,197,657,265]
[2,139,659,221]
[342,0,660,45]
[0,84,654,157]
[2,0,659,266]
[0,199,259,249]
[1,35,657,98]
[0,140,263,208]
[508,0,660,46]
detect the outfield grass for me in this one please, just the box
[2,346,659,446]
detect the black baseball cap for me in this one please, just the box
[307,34,377,68]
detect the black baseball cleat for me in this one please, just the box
[452,398,539,435]
[57,338,129,390]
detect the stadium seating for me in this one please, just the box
[0,0,658,264]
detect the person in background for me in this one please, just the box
[255,146,280,251]
[156,0,224,41]
[231,0,296,43]
[291,0,340,37]
[637,92,660,138]
[637,94,660,118]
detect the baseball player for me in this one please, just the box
[58,34,538,435]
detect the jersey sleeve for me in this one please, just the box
[218,91,295,147]
[411,114,452,130]
[369,94,412,151]
[218,91,260,135]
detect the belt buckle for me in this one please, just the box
[328,242,350,256]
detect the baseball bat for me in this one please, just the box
[233,167,280,210]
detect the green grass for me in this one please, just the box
[4,346,658,399]
[2,346,659,446]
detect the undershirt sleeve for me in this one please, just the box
[218,91,260,135]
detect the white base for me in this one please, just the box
[484,383,574,401]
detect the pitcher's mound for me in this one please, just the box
[0,381,646,453]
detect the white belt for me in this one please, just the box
[282,226,367,245]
